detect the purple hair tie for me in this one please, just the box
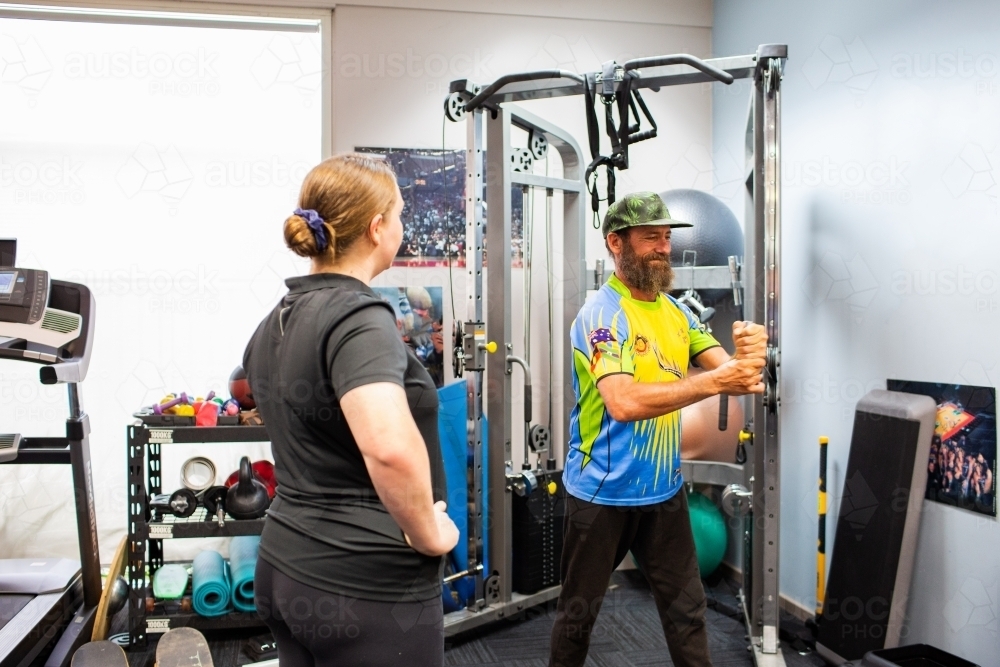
[294,208,328,252]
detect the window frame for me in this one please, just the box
[0,0,333,157]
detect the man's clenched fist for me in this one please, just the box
[732,320,767,361]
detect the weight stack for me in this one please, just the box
[512,470,565,594]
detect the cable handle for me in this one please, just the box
[506,355,532,423]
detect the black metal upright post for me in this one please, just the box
[67,385,101,610]
[127,424,149,647]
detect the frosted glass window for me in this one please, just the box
[0,8,325,560]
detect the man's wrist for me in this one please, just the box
[697,368,723,396]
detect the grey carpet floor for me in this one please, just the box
[443,570,825,667]
[111,571,825,666]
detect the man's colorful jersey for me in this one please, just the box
[564,274,721,506]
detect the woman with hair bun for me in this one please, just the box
[243,153,458,667]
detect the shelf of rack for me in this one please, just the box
[147,508,266,539]
[127,422,271,647]
[143,610,268,634]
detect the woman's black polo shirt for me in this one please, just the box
[243,272,444,602]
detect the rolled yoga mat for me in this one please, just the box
[192,550,231,617]
[229,535,260,613]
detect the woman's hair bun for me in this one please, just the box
[284,213,323,258]
[285,152,396,261]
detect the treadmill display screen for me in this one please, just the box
[0,271,15,295]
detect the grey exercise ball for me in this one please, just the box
[660,189,743,269]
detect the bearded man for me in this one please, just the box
[549,192,768,667]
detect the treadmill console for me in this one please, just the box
[0,269,48,325]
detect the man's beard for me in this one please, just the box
[616,235,674,294]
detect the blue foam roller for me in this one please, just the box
[192,550,231,617]
[229,536,260,613]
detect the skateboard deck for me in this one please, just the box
[152,564,190,599]
[71,640,129,667]
[92,535,129,641]
[154,627,214,667]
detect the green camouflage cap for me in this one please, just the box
[601,191,692,238]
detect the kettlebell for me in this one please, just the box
[226,456,270,520]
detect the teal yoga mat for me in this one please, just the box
[192,550,231,617]
[229,536,260,613]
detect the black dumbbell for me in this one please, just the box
[201,485,228,527]
[150,488,198,519]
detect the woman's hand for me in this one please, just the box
[404,501,460,557]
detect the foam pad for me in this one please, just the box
[192,550,231,617]
[437,382,489,583]
[229,536,260,613]
[152,563,189,600]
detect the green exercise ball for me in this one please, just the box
[688,491,727,577]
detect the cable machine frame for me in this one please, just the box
[446,103,586,633]
[444,45,787,667]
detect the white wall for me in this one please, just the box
[331,3,714,195]
[713,2,1000,663]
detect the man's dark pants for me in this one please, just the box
[548,489,712,667]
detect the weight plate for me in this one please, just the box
[168,488,197,518]
[201,485,228,517]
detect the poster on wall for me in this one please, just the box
[355,147,524,267]
[888,380,997,517]
[373,286,445,387]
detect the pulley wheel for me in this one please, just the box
[528,424,550,453]
[485,574,501,604]
[444,92,466,122]
[510,148,533,173]
[528,130,548,160]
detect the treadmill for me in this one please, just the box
[0,239,101,667]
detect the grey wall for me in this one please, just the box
[713,2,1000,663]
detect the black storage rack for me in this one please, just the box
[127,423,270,647]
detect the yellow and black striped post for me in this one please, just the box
[816,436,829,616]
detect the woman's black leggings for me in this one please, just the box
[254,558,444,667]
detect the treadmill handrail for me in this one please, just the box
[0,280,95,385]
[0,347,59,364]
[1,438,73,465]
[40,280,94,385]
